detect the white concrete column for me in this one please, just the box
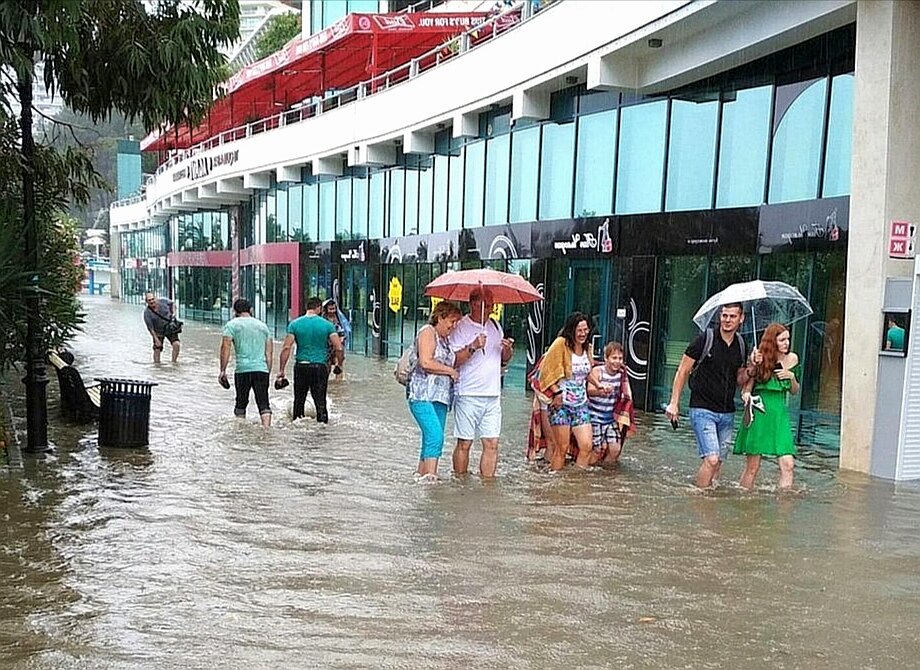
[841,0,920,473]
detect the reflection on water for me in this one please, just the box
[1,297,920,668]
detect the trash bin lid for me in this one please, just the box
[94,377,159,387]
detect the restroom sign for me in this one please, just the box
[889,220,916,259]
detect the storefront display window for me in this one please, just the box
[666,98,718,211]
[616,100,667,214]
[769,78,828,203]
[716,85,772,207]
[574,109,616,218]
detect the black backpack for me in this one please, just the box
[689,328,746,382]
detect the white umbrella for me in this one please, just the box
[693,280,813,336]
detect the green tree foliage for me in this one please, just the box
[0,0,240,441]
[253,13,301,61]
[0,117,92,370]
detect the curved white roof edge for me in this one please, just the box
[122,0,854,224]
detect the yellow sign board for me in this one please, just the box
[388,276,403,314]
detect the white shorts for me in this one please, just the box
[453,395,502,440]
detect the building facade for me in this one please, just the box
[112,0,920,472]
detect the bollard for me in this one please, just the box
[95,378,158,447]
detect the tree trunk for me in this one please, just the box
[18,52,50,454]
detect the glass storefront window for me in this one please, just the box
[256,193,268,245]
[352,174,368,239]
[539,120,575,220]
[666,98,718,211]
[464,140,485,228]
[447,148,464,231]
[616,100,667,215]
[484,133,509,226]
[417,157,433,235]
[346,0,378,12]
[769,78,828,203]
[509,125,539,223]
[289,184,304,241]
[716,85,772,207]
[369,170,385,238]
[303,180,318,242]
[319,179,335,241]
[323,0,346,26]
[433,155,448,232]
[336,176,352,239]
[388,168,405,237]
[574,109,616,218]
[822,73,854,198]
[266,191,277,243]
[405,167,419,235]
[276,188,289,242]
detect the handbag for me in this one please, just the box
[148,305,183,337]
[394,338,419,386]
[162,318,183,337]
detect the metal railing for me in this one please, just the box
[151,0,546,179]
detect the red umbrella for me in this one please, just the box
[423,269,542,304]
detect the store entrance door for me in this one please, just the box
[341,264,370,357]
[566,260,612,359]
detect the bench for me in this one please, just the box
[48,351,101,422]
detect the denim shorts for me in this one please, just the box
[689,408,734,460]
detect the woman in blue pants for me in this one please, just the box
[407,300,462,479]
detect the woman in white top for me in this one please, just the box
[538,312,595,470]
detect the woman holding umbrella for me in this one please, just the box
[539,312,595,471]
[734,323,800,490]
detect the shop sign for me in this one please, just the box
[388,276,403,314]
[339,241,366,263]
[532,216,618,258]
[172,149,239,183]
[551,218,614,255]
[889,220,916,259]
[756,197,847,254]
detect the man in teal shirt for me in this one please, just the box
[220,298,273,427]
[886,316,906,352]
[277,296,343,422]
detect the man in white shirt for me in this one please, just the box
[450,287,515,478]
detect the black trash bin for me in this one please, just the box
[95,378,158,447]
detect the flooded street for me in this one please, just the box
[1,296,919,668]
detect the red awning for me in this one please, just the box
[142,11,516,153]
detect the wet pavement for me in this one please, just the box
[1,296,920,668]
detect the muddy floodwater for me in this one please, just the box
[1,296,919,668]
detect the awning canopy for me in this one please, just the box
[142,11,511,153]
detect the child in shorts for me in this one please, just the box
[587,342,633,465]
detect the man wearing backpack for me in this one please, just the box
[665,303,759,488]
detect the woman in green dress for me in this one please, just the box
[735,323,800,490]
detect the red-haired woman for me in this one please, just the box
[734,323,800,489]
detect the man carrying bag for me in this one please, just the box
[144,291,182,364]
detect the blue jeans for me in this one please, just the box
[689,408,734,460]
[408,400,449,460]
